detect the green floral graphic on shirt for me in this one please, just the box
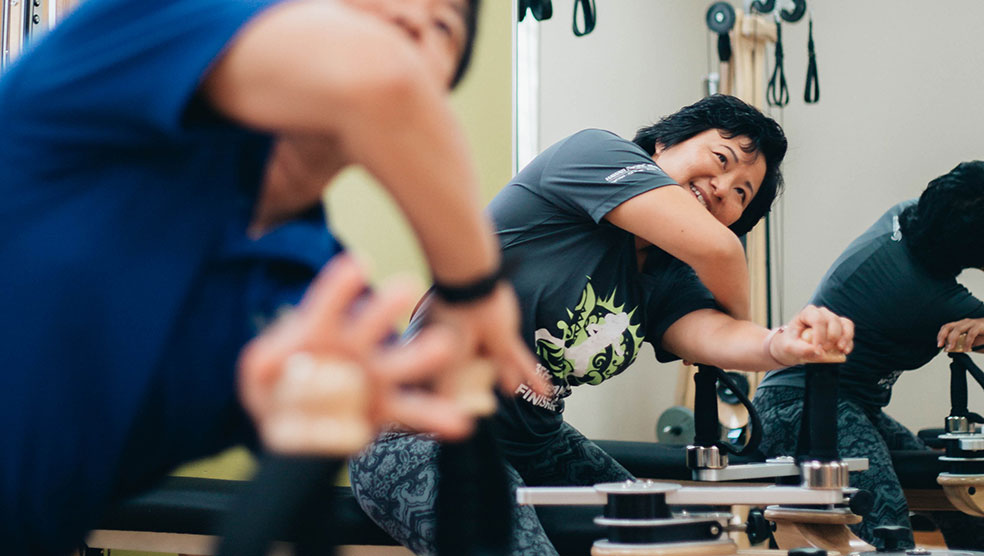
[534,280,644,386]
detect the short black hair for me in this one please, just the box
[450,0,480,88]
[632,94,787,236]
[899,161,984,277]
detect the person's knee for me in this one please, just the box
[350,433,439,487]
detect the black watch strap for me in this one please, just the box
[432,265,503,304]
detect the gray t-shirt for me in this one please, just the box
[758,200,984,407]
[485,129,719,456]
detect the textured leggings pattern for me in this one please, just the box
[349,423,632,555]
[753,386,984,550]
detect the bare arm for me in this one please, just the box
[605,186,750,320]
[205,1,546,395]
[661,305,854,372]
[202,0,498,284]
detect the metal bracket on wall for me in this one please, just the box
[2,0,74,71]
[1,0,28,72]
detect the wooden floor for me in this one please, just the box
[914,529,947,548]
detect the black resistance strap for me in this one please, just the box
[572,0,596,37]
[518,0,552,22]
[718,33,732,65]
[767,19,789,107]
[216,456,344,556]
[435,418,512,556]
[949,353,984,424]
[217,424,514,556]
[796,364,840,463]
[804,16,819,103]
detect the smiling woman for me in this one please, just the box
[349,94,856,556]
[605,94,785,321]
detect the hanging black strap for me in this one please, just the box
[949,353,984,424]
[767,19,789,107]
[796,364,840,463]
[717,33,732,64]
[572,0,596,37]
[435,418,512,556]
[216,456,344,556]
[804,17,820,103]
[518,0,552,22]
[951,354,970,418]
[692,366,722,448]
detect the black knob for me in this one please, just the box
[32,14,41,24]
[848,489,875,517]
[873,525,909,551]
[745,507,772,545]
[788,548,827,556]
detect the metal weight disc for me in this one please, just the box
[705,2,735,34]
[716,372,750,405]
[656,406,696,445]
[780,0,807,22]
[750,0,776,14]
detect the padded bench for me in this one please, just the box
[88,477,403,554]
[88,476,602,555]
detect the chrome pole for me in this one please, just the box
[2,0,11,71]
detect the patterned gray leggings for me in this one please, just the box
[753,386,984,550]
[348,422,632,555]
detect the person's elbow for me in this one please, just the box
[334,57,431,125]
[200,3,433,134]
[693,230,746,272]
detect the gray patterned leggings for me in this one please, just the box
[753,386,984,550]
[348,422,632,555]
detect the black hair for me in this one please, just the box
[632,94,787,236]
[898,161,984,277]
[450,0,480,88]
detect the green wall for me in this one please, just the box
[324,1,514,290]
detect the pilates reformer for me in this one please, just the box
[934,352,984,518]
[84,358,984,556]
[514,360,984,556]
[517,363,880,556]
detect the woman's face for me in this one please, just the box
[652,129,767,227]
[342,0,469,88]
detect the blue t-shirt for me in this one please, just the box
[482,130,719,457]
[0,0,344,552]
[757,201,984,407]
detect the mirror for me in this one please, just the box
[515,0,984,441]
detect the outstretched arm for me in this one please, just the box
[605,186,750,320]
[661,305,854,372]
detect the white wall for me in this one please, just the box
[529,0,984,441]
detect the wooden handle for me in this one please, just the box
[263,353,372,456]
[438,359,498,417]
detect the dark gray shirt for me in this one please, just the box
[485,129,719,456]
[758,200,984,407]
